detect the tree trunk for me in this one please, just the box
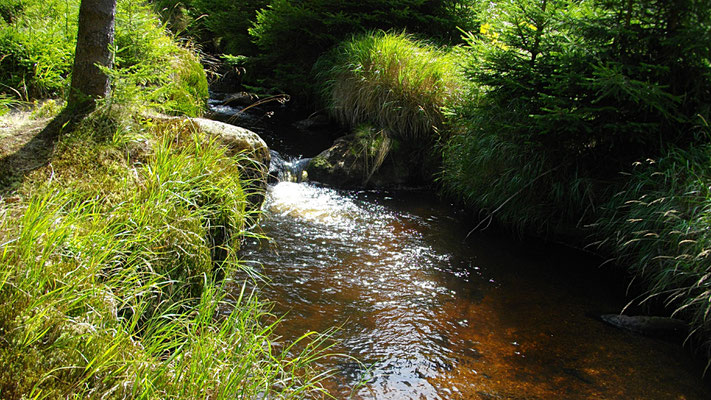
[68,0,117,111]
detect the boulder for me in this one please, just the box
[186,118,270,215]
[306,135,363,187]
[305,134,424,188]
[187,118,269,164]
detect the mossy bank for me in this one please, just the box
[0,0,331,398]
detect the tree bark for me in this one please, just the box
[68,0,117,111]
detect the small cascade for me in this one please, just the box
[269,149,311,183]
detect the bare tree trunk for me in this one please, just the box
[68,0,117,111]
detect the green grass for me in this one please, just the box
[439,102,599,236]
[594,142,711,360]
[0,111,331,399]
[315,31,462,143]
[0,0,207,116]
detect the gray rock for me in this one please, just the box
[306,135,364,187]
[186,118,270,215]
[187,118,269,164]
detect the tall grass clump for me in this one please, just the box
[595,140,711,357]
[248,0,478,96]
[316,31,463,143]
[0,113,329,398]
[0,0,207,116]
[439,106,598,235]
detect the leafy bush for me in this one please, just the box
[462,0,711,166]
[441,0,711,232]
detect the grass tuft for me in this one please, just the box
[315,31,462,143]
[595,142,711,360]
[0,112,330,399]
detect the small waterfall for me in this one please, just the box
[269,150,311,183]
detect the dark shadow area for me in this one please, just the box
[0,109,85,194]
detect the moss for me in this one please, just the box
[308,155,333,172]
[0,110,329,398]
[165,48,209,117]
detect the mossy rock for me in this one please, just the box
[150,116,271,214]
[305,134,434,189]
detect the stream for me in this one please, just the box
[214,99,711,399]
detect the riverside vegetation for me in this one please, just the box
[3,0,711,397]
[153,0,711,368]
[0,0,330,398]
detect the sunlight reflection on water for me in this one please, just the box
[237,181,711,400]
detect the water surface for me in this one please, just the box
[237,181,710,399]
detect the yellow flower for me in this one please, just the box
[480,23,492,35]
[519,21,538,31]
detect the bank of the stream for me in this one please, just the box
[0,0,334,396]
[0,106,334,398]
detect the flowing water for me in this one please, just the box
[210,100,711,398]
[237,179,711,399]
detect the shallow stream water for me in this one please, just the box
[237,180,711,399]
[211,98,711,398]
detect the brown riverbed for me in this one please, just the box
[236,181,711,399]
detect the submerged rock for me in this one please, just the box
[600,314,688,337]
[293,113,332,131]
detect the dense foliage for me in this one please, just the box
[250,0,477,93]
[153,0,479,97]
[0,0,207,115]
[154,0,267,56]
[441,0,711,228]
[461,0,710,165]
